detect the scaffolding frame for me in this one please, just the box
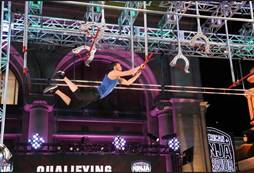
[1,0,254,145]
[0,1,12,144]
[11,13,254,58]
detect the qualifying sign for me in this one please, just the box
[11,154,165,172]
[207,127,236,172]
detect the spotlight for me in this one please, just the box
[242,129,254,143]
[162,133,180,151]
[56,146,61,151]
[243,134,248,143]
[28,133,45,149]
[168,137,180,151]
[147,133,159,143]
[69,146,73,151]
[112,136,126,151]
[75,146,80,151]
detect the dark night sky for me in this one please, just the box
[199,58,254,136]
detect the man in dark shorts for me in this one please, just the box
[43,62,143,109]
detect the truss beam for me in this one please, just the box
[85,1,103,22]
[54,1,254,23]
[202,1,247,33]
[0,1,12,144]
[11,13,254,59]
[159,1,252,16]
[28,1,43,15]
[118,1,143,26]
[158,1,191,29]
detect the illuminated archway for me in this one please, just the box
[54,49,159,115]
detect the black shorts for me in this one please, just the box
[69,87,100,109]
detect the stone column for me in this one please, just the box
[24,100,53,143]
[153,102,175,172]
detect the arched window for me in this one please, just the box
[0,70,19,105]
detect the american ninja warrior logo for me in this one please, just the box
[207,127,235,172]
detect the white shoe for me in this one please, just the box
[43,85,58,94]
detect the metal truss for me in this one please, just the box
[0,1,12,144]
[201,1,247,33]
[118,1,143,26]
[85,1,103,22]
[159,1,252,16]
[28,1,43,15]
[14,143,179,155]
[158,1,191,29]
[11,13,254,59]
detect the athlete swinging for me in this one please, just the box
[43,62,145,109]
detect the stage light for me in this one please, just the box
[162,133,180,151]
[112,136,126,151]
[56,146,61,151]
[28,133,45,149]
[130,10,137,17]
[147,133,159,143]
[168,137,180,151]
[242,129,254,143]
[243,134,248,143]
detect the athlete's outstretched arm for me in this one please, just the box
[109,64,143,79]
[119,72,142,86]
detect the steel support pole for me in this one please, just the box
[130,15,134,68]
[225,20,236,83]
[23,1,29,73]
[143,1,148,57]
[0,1,11,144]
[249,1,254,31]
[0,2,4,73]
[101,1,105,23]
[238,60,245,89]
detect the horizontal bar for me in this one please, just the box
[4,133,22,139]
[35,81,247,96]
[32,78,246,92]
[56,116,146,124]
[52,133,145,141]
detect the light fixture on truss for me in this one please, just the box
[112,136,126,151]
[28,133,45,149]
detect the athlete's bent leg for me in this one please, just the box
[55,89,71,105]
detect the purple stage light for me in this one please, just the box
[112,136,126,151]
[28,133,45,149]
[168,137,180,151]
